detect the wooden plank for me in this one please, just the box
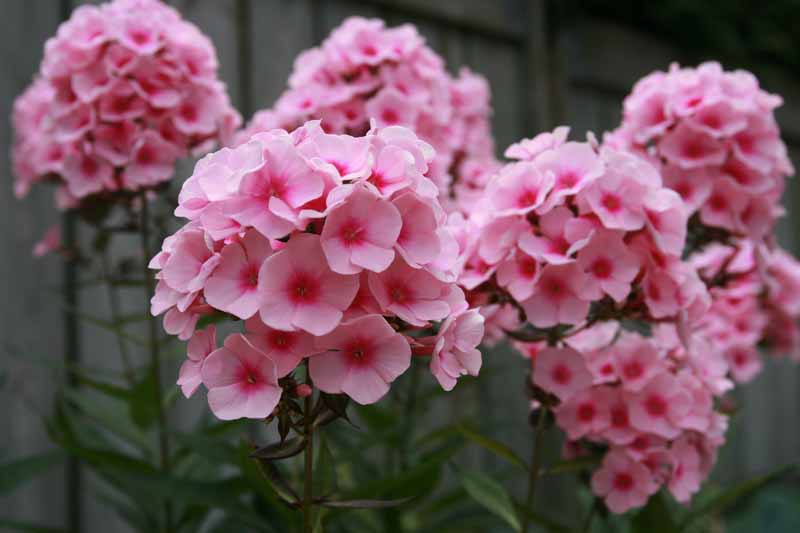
[359,0,526,43]
[467,37,526,151]
[0,1,68,528]
[248,0,315,112]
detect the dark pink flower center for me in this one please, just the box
[551,364,571,385]
[601,194,622,213]
[645,394,667,417]
[611,405,629,428]
[591,258,613,279]
[577,403,595,422]
[517,188,540,208]
[340,220,364,244]
[623,361,644,380]
[613,472,634,492]
[288,272,319,303]
[381,108,400,124]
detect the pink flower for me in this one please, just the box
[200,333,281,420]
[578,151,657,231]
[122,131,181,188]
[521,264,590,328]
[11,0,240,207]
[576,230,640,302]
[204,230,273,319]
[667,436,704,504]
[368,257,462,326]
[32,225,61,258]
[392,191,443,267]
[518,207,589,266]
[225,135,325,239]
[309,314,411,404]
[245,317,315,378]
[659,122,728,169]
[611,335,665,391]
[532,347,593,401]
[504,126,570,160]
[320,185,402,274]
[591,449,658,513]
[366,88,419,128]
[177,325,217,398]
[628,374,692,439]
[555,387,612,440]
[62,148,115,198]
[258,233,359,336]
[485,161,554,215]
[496,249,541,301]
[430,309,484,391]
[535,141,604,208]
[160,229,219,295]
[724,344,762,383]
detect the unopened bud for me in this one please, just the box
[294,384,313,398]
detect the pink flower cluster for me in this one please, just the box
[691,241,800,382]
[457,128,708,333]
[531,323,730,513]
[151,121,484,420]
[606,62,794,240]
[232,17,497,212]
[11,0,240,208]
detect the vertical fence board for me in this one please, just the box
[0,1,68,528]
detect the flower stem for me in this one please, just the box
[521,406,548,533]
[303,359,315,533]
[138,193,173,532]
[100,246,135,385]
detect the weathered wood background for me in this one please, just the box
[2,0,799,531]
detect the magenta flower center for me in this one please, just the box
[591,258,613,279]
[288,272,319,303]
[613,472,634,492]
[551,363,571,385]
[577,403,595,422]
[601,193,622,213]
[645,394,667,417]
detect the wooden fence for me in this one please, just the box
[2,0,799,530]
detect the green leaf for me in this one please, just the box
[61,390,151,453]
[455,465,520,531]
[632,492,679,533]
[128,369,158,430]
[513,500,570,533]
[319,497,412,509]
[456,424,527,471]
[0,451,64,495]
[0,519,68,533]
[679,465,798,531]
[251,437,307,461]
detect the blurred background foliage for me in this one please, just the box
[575,0,800,74]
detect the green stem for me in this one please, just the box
[521,406,548,533]
[303,360,314,533]
[138,193,173,532]
[100,246,135,385]
[581,498,597,533]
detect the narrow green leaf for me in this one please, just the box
[319,497,412,509]
[128,369,158,429]
[679,465,798,531]
[250,437,307,461]
[455,466,520,531]
[457,424,527,471]
[0,451,64,495]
